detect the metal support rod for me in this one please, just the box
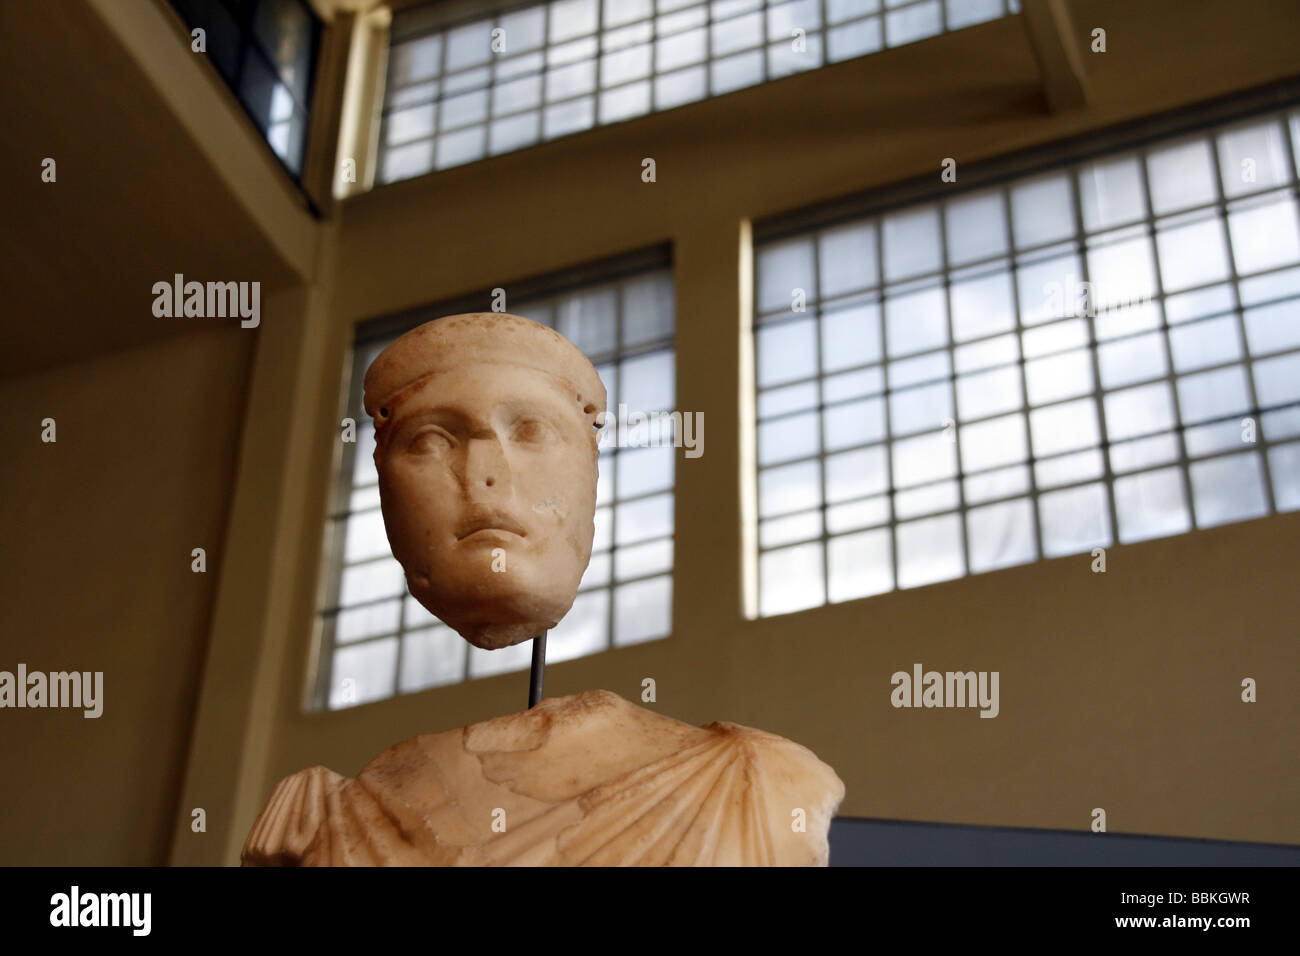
[528,632,547,709]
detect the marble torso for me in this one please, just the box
[243,689,844,866]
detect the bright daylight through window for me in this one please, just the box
[378,0,1020,183]
[754,109,1300,615]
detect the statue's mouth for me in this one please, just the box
[456,510,527,540]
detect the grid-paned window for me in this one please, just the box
[753,108,1300,615]
[169,0,320,178]
[378,0,1020,184]
[316,268,676,709]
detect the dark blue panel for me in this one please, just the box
[829,817,1300,866]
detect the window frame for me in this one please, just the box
[374,0,1022,185]
[167,0,324,185]
[751,89,1300,615]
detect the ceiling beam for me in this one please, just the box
[1021,0,1090,111]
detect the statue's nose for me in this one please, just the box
[463,435,510,494]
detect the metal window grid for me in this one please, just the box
[376,0,1018,184]
[752,99,1300,616]
[167,0,322,182]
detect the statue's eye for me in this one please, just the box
[408,426,453,455]
[512,419,558,445]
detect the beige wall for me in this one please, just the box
[0,0,319,865]
[0,328,255,865]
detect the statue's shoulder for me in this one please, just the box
[240,763,446,866]
[700,719,846,864]
[554,710,844,866]
[240,765,380,866]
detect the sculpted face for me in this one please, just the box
[365,315,604,650]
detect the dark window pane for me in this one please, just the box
[253,0,315,103]
[167,0,319,182]
[171,0,243,84]
[238,48,284,133]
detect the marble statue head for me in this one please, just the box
[363,313,605,650]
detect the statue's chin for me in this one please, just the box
[407,579,573,650]
[403,561,582,650]
[456,619,555,650]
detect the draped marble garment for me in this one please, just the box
[243,689,844,866]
